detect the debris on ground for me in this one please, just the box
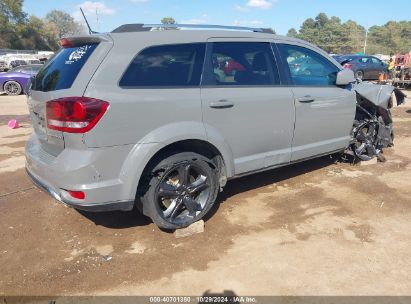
[102,255,112,261]
[174,220,205,238]
[360,158,379,166]
[7,119,19,129]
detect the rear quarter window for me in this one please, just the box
[32,44,97,92]
[119,43,206,87]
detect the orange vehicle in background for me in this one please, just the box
[393,51,411,89]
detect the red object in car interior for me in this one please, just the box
[343,63,353,69]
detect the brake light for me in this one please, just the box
[46,97,109,133]
[59,38,73,48]
[343,63,353,69]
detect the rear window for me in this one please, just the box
[32,44,97,92]
[119,43,206,87]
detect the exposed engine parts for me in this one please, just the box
[349,81,406,162]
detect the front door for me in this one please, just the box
[201,40,295,175]
[276,43,356,161]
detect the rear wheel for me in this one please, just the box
[355,70,364,80]
[4,81,22,96]
[139,152,219,230]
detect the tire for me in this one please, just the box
[355,70,364,80]
[4,81,22,96]
[139,152,219,230]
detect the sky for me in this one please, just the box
[23,0,411,35]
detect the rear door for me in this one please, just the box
[275,43,356,161]
[28,36,113,156]
[201,39,295,175]
[358,57,372,79]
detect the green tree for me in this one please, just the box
[368,21,411,54]
[0,0,26,48]
[286,28,298,38]
[45,10,85,38]
[16,16,49,50]
[161,17,176,25]
[286,13,409,55]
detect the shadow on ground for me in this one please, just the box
[0,114,30,124]
[80,155,337,229]
[77,207,152,229]
[204,155,337,221]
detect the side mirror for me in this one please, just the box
[336,69,356,85]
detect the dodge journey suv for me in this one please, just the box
[26,24,357,229]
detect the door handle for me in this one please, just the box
[297,95,315,103]
[209,99,234,109]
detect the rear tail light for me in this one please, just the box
[343,63,353,69]
[46,97,109,133]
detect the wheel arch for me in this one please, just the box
[119,137,234,206]
[138,138,232,187]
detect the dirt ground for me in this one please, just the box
[1,92,411,297]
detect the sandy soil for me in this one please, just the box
[1,93,411,297]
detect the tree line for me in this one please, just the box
[287,13,411,55]
[1,1,410,55]
[0,0,85,51]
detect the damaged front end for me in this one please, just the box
[350,81,406,161]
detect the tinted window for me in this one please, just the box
[119,43,205,87]
[206,42,279,86]
[371,57,381,64]
[32,44,97,92]
[278,44,340,86]
[32,66,42,73]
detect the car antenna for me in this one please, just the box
[80,7,98,34]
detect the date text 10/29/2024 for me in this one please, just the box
[149,296,257,303]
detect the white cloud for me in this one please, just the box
[130,0,148,3]
[76,1,116,16]
[246,0,274,9]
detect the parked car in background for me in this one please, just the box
[26,59,42,65]
[332,55,388,80]
[288,56,328,76]
[9,59,27,69]
[0,60,7,72]
[0,64,42,95]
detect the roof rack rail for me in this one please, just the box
[112,23,275,34]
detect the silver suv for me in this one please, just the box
[26,24,358,229]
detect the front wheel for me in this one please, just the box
[4,81,22,95]
[352,121,379,161]
[139,152,219,230]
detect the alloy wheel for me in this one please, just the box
[155,162,211,225]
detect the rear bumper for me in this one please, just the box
[26,167,134,212]
[25,134,137,212]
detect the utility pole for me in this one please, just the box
[363,29,368,54]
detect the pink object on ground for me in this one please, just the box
[7,119,19,129]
